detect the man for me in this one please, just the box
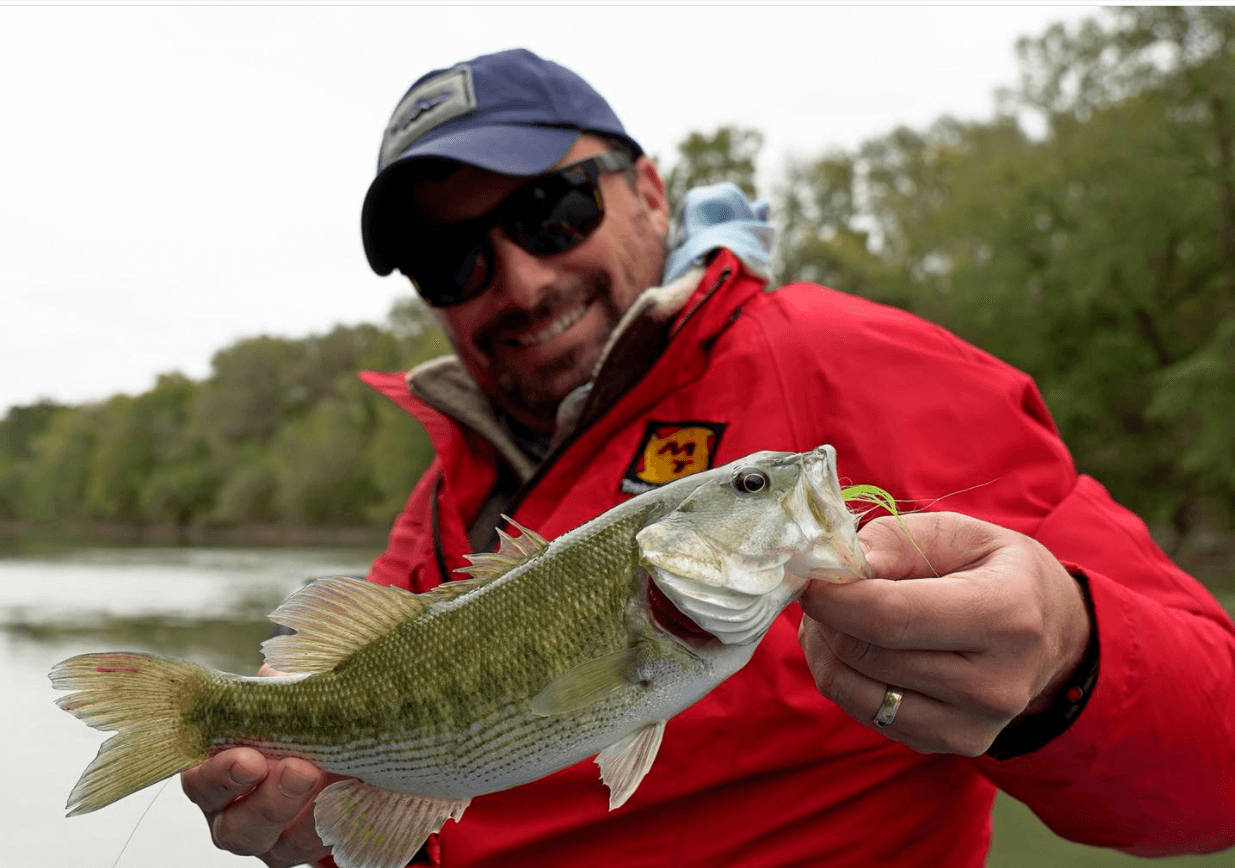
[183,49,1235,866]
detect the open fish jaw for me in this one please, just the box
[790,446,875,581]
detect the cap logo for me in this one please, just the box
[379,66,477,170]
[404,92,452,124]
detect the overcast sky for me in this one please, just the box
[0,3,1100,416]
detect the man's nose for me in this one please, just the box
[487,227,558,309]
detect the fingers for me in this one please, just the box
[262,797,334,868]
[210,758,325,857]
[805,513,1048,652]
[805,617,1034,721]
[182,750,331,867]
[799,573,1007,652]
[182,748,270,814]
[798,617,1006,756]
[799,512,1092,756]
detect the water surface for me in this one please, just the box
[3,545,375,867]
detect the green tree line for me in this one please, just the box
[0,302,448,536]
[2,9,1231,582]
[766,7,1235,578]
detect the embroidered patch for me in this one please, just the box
[621,421,726,495]
[380,66,476,170]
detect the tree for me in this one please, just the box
[663,126,764,217]
[772,6,1235,549]
[0,400,64,520]
[21,406,99,524]
[1008,6,1235,536]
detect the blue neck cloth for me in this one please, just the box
[663,183,774,283]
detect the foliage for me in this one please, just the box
[663,126,764,218]
[0,399,63,519]
[767,7,1235,549]
[1,301,444,533]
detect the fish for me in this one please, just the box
[50,444,873,868]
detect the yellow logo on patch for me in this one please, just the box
[621,421,728,497]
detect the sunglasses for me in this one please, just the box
[396,151,633,307]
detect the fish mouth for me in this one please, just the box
[793,447,873,582]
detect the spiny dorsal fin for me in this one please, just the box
[262,576,483,674]
[455,515,550,580]
[497,515,549,556]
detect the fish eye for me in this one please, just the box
[731,466,769,494]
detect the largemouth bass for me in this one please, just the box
[51,444,872,868]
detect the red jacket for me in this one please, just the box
[361,250,1235,866]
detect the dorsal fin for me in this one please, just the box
[497,515,549,556]
[455,515,550,581]
[261,576,483,674]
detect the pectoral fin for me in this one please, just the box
[595,721,666,810]
[314,779,468,868]
[528,646,643,716]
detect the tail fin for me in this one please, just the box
[50,651,213,816]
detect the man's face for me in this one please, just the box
[410,135,670,436]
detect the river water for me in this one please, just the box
[2,544,377,867]
[5,545,1232,867]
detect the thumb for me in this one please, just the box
[858,511,998,579]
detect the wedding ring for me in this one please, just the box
[873,686,903,728]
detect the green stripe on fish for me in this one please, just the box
[51,444,873,868]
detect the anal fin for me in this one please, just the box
[314,779,468,868]
[595,720,666,810]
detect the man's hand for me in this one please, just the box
[798,511,1091,756]
[181,748,335,868]
[180,663,338,868]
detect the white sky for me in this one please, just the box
[0,2,1100,416]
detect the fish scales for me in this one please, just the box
[189,506,695,796]
[52,445,873,868]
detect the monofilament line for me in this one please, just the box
[109,777,172,868]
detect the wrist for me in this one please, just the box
[986,571,1099,761]
[1025,567,1093,715]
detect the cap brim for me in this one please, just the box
[362,125,580,276]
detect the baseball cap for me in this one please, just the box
[361,48,643,276]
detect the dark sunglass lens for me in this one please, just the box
[452,243,490,301]
[404,231,490,307]
[507,172,603,255]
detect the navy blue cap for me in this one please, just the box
[362,48,642,276]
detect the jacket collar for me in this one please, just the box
[361,250,761,478]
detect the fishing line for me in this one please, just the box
[109,777,173,868]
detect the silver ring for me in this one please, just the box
[873,686,903,728]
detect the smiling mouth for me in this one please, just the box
[506,300,591,349]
